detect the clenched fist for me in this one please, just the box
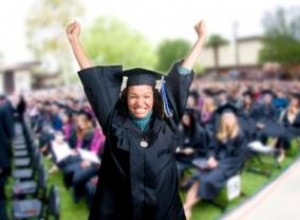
[66,21,81,42]
[194,20,206,38]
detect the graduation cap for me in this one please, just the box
[122,68,162,87]
[216,103,239,116]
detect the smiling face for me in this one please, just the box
[127,85,154,119]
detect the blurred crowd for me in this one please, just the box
[1,77,300,219]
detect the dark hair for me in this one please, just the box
[116,87,165,119]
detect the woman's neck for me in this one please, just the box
[129,110,153,132]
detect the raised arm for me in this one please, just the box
[181,20,206,70]
[164,20,206,126]
[66,22,123,135]
[66,22,93,70]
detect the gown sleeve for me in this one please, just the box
[78,66,123,135]
[164,62,194,126]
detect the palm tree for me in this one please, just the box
[206,35,228,73]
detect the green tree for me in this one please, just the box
[205,35,228,73]
[156,39,191,72]
[84,17,156,70]
[259,7,300,66]
[26,0,84,85]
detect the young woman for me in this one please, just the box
[183,105,247,220]
[67,20,206,220]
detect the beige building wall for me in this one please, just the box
[199,38,263,69]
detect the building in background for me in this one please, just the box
[0,61,40,94]
[199,36,271,80]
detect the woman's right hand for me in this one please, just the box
[66,21,81,42]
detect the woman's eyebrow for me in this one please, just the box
[128,92,152,95]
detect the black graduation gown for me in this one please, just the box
[192,131,247,200]
[238,104,260,141]
[176,121,208,164]
[254,103,286,138]
[0,104,14,173]
[275,110,300,149]
[78,62,193,220]
[1,101,15,141]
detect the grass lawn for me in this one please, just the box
[6,140,299,220]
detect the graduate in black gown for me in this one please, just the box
[67,20,207,220]
[183,104,247,220]
[0,96,12,220]
[255,90,279,143]
[238,91,259,141]
[275,92,300,162]
[175,108,208,178]
[0,96,14,177]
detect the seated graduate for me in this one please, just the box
[199,89,216,124]
[39,102,63,154]
[183,104,247,220]
[60,110,76,145]
[49,111,95,175]
[199,89,217,140]
[275,92,300,162]
[255,90,279,144]
[239,91,260,141]
[273,90,289,116]
[70,121,105,203]
[176,108,208,178]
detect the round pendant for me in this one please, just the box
[140,140,148,148]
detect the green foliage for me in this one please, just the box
[259,7,300,65]
[205,34,228,48]
[83,17,157,70]
[156,39,191,72]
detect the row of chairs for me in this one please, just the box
[10,122,60,220]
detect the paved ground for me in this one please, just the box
[222,158,300,220]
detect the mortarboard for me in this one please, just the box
[122,68,162,87]
[216,103,239,116]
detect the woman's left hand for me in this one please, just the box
[194,20,206,39]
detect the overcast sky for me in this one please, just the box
[0,0,298,63]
